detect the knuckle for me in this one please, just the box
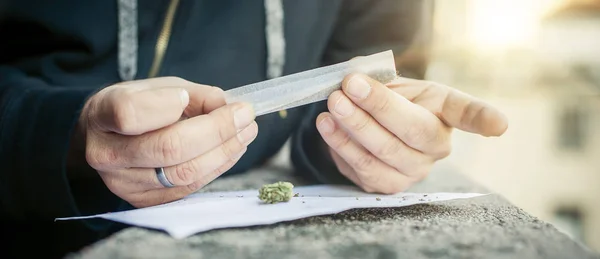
[186,162,232,192]
[459,100,483,130]
[329,132,351,150]
[101,175,127,197]
[173,161,197,185]
[424,80,440,89]
[219,161,235,173]
[85,148,103,170]
[106,177,121,192]
[351,157,378,183]
[356,169,381,187]
[435,142,452,159]
[214,160,235,176]
[86,146,118,169]
[349,114,373,133]
[375,138,403,160]
[371,94,392,114]
[421,80,445,93]
[214,117,229,144]
[156,132,183,163]
[410,165,432,182]
[111,91,137,133]
[404,123,435,145]
[186,180,206,193]
[221,144,236,161]
[222,141,244,162]
[351,154,375,172]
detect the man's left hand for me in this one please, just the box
[316,73,508,194]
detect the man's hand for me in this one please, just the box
[76,77,257,207]
[316,73,508,194]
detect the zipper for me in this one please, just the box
[145,0,288,120]
[148,0,181,78]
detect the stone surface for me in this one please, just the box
[67,153,600,259]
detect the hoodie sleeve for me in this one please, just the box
[0,66,126,231]
[290,0,434,184]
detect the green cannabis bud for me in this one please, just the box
[258,181,294,204]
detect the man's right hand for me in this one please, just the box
[74,77,257,208]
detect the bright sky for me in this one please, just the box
[466,0,564,50]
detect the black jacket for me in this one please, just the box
[0,0,432,256]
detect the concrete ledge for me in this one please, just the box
[68,163,600,259]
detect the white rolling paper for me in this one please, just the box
[224,50,398,116]
[56,185,488,239]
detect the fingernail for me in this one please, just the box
[234,104,255,129]
[233,147,247,160]
[346,76,371,99]
[334,95,355,117]
[317,116,335,134]
[237,123,258,145]
[180,89,189,107]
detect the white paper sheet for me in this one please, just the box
[56,185,487,239]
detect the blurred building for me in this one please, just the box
[427,0,600,252]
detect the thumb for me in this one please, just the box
[93,81,190,135]
[441,89,508,137]
[184,86,226,116]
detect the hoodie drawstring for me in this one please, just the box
[117,0,138,81]
[117,0,285,82]
[264,0,286,79]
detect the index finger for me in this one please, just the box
[112,102,256,168]
[388,77,508,137]
[439,88,508,137]
[339,73,447,154]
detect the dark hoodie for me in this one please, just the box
[0,0,433,256]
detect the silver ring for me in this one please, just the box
[155,167,175,188]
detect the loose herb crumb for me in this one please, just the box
[293,193,299,197]
[258,181,294,204]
